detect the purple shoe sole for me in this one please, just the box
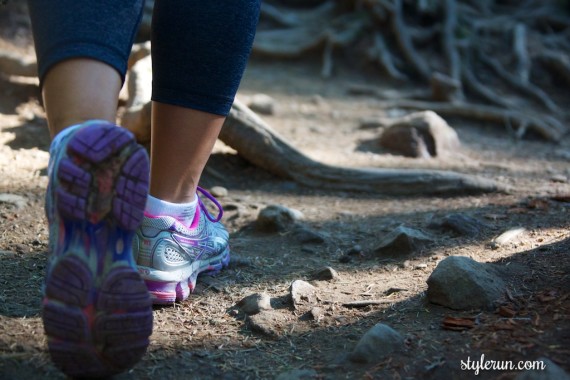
[43,122,153,378]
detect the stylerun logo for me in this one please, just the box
[461,354,546,375]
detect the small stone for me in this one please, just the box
[347,245,363,255]
[276,369,318,380]
[309,306,325,321]
[427,256,506,310]
[515,358,570,380]
[429,213,488,237]
[350,323,404,363]
[0,193,27,209]
[490,227,526,249]
[256,205,304,232]
[311,266,339,281]
[237,292,272,315]
[209,186,228,198]
[293,226,325,244]
[374,226,434,256]
[415,263,428,270]
[247,310,289,338]
[290,280,317,310]
[248,93,275,115]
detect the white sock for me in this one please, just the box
[145,194,198,226]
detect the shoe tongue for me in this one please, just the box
[187,207,201,230]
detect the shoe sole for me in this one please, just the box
[43,122,153,378]
[143,247,230,304]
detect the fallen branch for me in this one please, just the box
[220,100,507,195]
[513,23,531,82]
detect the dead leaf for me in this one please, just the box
[498,305,516,318]
[442,316,475,331]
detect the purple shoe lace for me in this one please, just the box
[197,186,223,223]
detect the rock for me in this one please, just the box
[248,93,275,115]
[311,266,339,281]
[236,293,272,315]
[256,205,303,232]
[0,193,27,209]
[374,226,434,256]
[293,226,325,244]
[427,256,506,310]
[379,111,461,158]
[429,213,488,237]
[209,186,228,198]
[309,306,325,321]
[247,310,290,339]
[276,369,318,380]
[490,227,526,249]
[350,323,404,363]
[550,174,567,183]
[290,280,318,310]
[515,358,570,380]
[347,245,364,256]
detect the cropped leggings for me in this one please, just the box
[27,0,261,116]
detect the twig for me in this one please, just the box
[478,53,561,115]
[536,50,570,86]
[321,38,334,78]
[442,0,460,82]
[513,23,530,82]
[369,32,407,80]
[342,300,394,308]
[390,0,431,80]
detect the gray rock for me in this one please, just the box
[290,280,317,310]
[350,323,404,363]
[276,369,318,380]
[256,205,303,232]
[427,256,506,310]
[515,358,570,380]
[293,226,325,244]
[374,226,434,256]
[379,111,461,158]
[0,193,27,209]
[247,310,290,339]
[309,306,325,321]
[248,93,275,115]
[236,292,272,315]
[311,266,339,281]
[209,186,228,198]
[429,213,488,237]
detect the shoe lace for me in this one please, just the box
[197,186,223,223]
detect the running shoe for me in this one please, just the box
[43,121,153,378]
[134,187,230,304]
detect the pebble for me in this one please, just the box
[427,256,506,310]
[293,226,325,244]
[0,193,27,209]
[311,266,340,281]
[256,204,304,232]
[429,213,488,237]
[290,280,318,310]
[236,292,272,315]
[247,310,289,339]
[490,227,526,249]
[309,306,325,321]
[209,186,228,198]
[350,323,404,363]
[374,226,434,257]
[248,93,275,115]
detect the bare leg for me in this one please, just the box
[149,101,224,203]
[42,58,121,138]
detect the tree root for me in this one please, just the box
[377,99,564,141]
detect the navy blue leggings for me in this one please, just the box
[27,0,260,116]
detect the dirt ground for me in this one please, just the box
[1,6,569,380]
